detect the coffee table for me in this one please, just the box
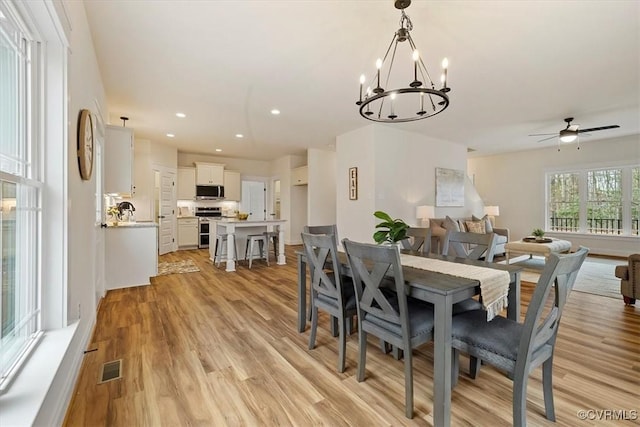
[505,238,572,265]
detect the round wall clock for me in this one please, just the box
[77,109,94,180]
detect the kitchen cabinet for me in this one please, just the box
[177,167,196,200]
[195,162,224,185]
[105,125,134,195]
[223,170,241,201]
[292,165,308,186]
[178,217,198,248]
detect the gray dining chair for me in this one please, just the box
[303,225,339,322]
[342,238,435,419]
[400,227,431,254]
[304,224,339,239]
[301,232,357,373]
[441,230,498,262]
[451,247,588,427]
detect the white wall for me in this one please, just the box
[337,124,468,244]
[307,148,336,227]
[468,134,640,256]
[271,154,306,244]
[128,139,177,221]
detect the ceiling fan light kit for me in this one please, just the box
[529,117,620,150]
[356,0,451,123]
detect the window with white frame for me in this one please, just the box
[0,2,43,392]
[547,166,640,236]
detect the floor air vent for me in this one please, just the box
[99,359,122,383]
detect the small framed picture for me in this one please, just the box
[349,167,358,200]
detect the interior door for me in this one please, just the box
[156,167,176,255]
[241,180,266,220]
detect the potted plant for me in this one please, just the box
[532,228,545,240]
[373,211,410,244]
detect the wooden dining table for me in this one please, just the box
[296,249,522,427]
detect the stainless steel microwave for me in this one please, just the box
[196,185,224,200]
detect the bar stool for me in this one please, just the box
[213,233,237,267]
[245,234,268,268]
[263,231,278,264]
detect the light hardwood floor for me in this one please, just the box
[64,246,640,426]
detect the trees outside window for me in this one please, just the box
[547,166,639,236]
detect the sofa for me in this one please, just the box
[429,215,510,256]
[614,254,639,305]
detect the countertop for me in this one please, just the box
[106,221,158,228]
[213,218,287,225]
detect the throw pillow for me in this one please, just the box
[444,216,460,232]
[472,214,493,234]
[465,220,486,234]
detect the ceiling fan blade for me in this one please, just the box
[578,125,620,133]
[528,133,556,136]
[537,135,557,143]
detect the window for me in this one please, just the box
[547,166,640,236]
[0,2,42,392]
[548,172,579,232]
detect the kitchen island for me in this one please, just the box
[210,219,286,272]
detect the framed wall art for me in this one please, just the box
[349,167,358,200]
[436,167,464,207]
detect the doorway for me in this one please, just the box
[241,181,266,220]
[272,179,281,219]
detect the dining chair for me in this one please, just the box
[304,224,338,240]
[441,230,498,262]
[451,246,589,427]
[400,227,431,254]
[342,238,435,419]
[303,225,339,321]
[301,232,357,373]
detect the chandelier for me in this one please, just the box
[356,0,450,123]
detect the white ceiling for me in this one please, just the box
[84,0,640,161]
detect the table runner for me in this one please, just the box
[400,254,510,321]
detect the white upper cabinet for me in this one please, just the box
[105,125,134,195]
[177,167,196,200]
[292,165,308,186]
[223,170,241,201]
[195,162,224,185]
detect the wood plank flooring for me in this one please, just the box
[64,246,640,426]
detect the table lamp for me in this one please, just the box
[416,205,435,227]
[484,205,500,227]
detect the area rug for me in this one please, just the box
[500,255,621,299]
[156,259,200,276]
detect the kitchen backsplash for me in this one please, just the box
[177,200,238,217]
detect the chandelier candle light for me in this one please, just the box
[356,0,451,122]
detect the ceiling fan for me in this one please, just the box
[529,117,620,143]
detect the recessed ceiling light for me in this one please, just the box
[215,148,222,152]
[271,109,280,115]
[175,112,186,118]
[166,133,175,138]
[235,134,244,138]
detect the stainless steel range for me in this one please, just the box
[195,207,221,248]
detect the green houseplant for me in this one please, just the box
[532,228,545,238]
[373,211,410,244]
